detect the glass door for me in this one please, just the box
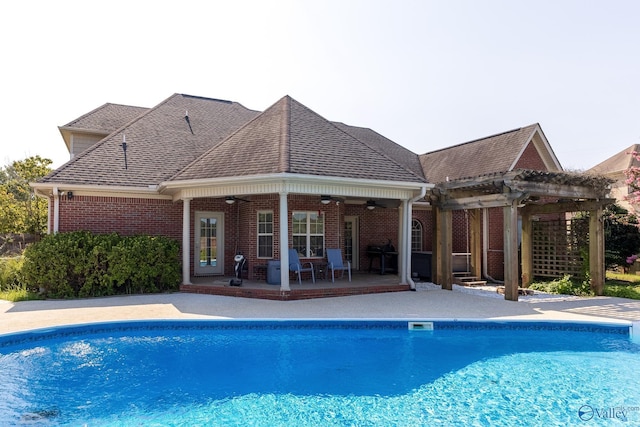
[194,212,224,275]
[344,216,359,270]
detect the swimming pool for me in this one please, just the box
[0,319,638,426]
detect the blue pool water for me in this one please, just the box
[0,320,638,426]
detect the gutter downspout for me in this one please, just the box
[53,187,60,234]
[407,186,428,290]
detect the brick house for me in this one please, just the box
[32,94,610,300]
[588,144,640,215]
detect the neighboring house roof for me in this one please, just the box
[418,124,561,184]
[587,144,640,176]
[41,94,260,187]
[172,96,426,183]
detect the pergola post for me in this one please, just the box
[520,212,533,287]
[589,207,605,295]
[503,198,519,301]
[435,207,453,290]
[469,209,482,280]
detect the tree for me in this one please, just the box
[602,204,640,271]
[0,156,52,235]
[624,150,640,207]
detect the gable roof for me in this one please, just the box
[58,103,150,153]
[588,143,640,176]
[42,94,260,187]
[60,103,150,134]
[171,96,426,183]
[418,124,560,184]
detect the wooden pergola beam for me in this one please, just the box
[520,199,615,216]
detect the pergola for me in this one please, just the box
[427,169,614,301]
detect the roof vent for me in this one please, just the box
[185,110,194,134]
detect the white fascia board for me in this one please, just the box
[159,173,432,201]
[30,182,171,200]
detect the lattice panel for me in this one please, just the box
[532,219,587,278]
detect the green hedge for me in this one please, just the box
[21,232,181,298]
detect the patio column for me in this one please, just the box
[398,199,409,286]
[279,191,290,291]
[182,198,192,285]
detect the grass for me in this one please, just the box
[528,273,640,300]
[0,284,41,302]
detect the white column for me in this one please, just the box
[398,201,407,285]
[404,199,416,289]
[182,198,192,285]
[279,192,290,291]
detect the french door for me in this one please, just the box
[344,216,359,270]
[194,212,224,275]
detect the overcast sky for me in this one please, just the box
[2,0,638,172]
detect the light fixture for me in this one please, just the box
[320,195,331,205]
[225,196,236,205]
[366,200,376,210]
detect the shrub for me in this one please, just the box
[21,232,180,298]
[0,256,26,290]
[528,275,593,296]
[604,284,640,300]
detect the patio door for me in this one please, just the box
[194,212,224,275]
[344,216,359,270]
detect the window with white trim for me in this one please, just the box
[257,211,274,258]
[292,212,324,258]
[411,219,423,252]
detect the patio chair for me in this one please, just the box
[288,248,315,285]
[326,248,351,283]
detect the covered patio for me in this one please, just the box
[180,271,412,300]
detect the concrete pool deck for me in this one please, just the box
[1,283,639,334]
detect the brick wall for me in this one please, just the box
[57,195,182,239]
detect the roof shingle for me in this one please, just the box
[419,124,539,184]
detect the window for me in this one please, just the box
[257,211,274,258]
[292,212,324,258]
[411,219,423,252]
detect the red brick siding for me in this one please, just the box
[57,196,182,239]
[514,142,547,170]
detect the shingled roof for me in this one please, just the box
[42,94,260,187]
[60,103,150,134]
[171,96,426,183]
[419,124,553,184]
[588,143,640,175]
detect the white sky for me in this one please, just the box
[1,0,638,171]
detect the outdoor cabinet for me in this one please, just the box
[267,260,281,285]
[411,251,432,280]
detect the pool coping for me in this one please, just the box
[0,318,635,349]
